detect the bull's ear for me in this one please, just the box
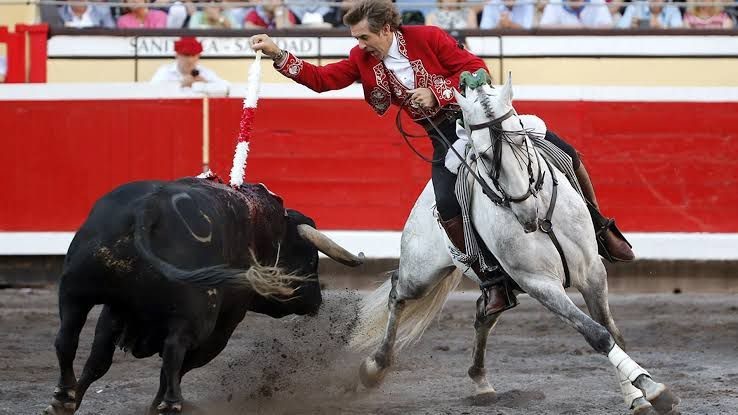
[499,72,513,105]
[454,88,473,115]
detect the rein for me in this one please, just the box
[397,99,519,208]
[468,109,546,205]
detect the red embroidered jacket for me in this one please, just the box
[274,25,488,120]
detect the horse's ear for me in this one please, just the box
[500,72,513,105]
[454,88,473,114]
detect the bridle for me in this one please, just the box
[467,108,545,207]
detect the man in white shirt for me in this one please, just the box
[539,0,613,28]
[480,0,535,29]
[151,37,229,94]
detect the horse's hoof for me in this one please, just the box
[645,385,680,415]
[474,384,496,395]
[632,399,659,415]
[359,357,387,388]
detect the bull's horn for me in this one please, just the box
[297,224,365,267]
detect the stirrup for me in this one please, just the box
[480,278,518,315]
[586,202,633,263]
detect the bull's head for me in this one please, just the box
[250,209,363,317]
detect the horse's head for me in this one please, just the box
[455,71,541,233]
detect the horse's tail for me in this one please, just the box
[350,268,463,352]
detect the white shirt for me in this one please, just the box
[480,0,535,30]
[382,34,414,90]
[65,8,95,28]
[539,0,613,28]
[150,62,229,95]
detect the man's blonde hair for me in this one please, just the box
[343,0,402,33]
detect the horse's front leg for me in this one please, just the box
[516,274,680,415]
[467,294,504,395]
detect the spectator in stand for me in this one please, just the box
[118,0,168,28]
[683,0,734,29]
[606,0,623,23]
[617,0,683,29]
[426,0,479,29]
[223,0,254,28]
[0,56,6,83]
[58,2,116,28]
[151,0,192,28]
[286,0,336,25]
[539,0,613,28]
[480,0,535,29]
[151,37,229,94]
[244,0,297,28]
[188,0,240,28]
[324,0,356,26]
[396,0,436,22]
[532,0,549,26]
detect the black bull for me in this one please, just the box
[44,178,363,415]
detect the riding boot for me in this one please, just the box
[575,163,635,262]
[439,215,515,315]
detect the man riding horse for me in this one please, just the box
[249,0,633,316]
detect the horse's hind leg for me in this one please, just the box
[517,275,680,415]
[467,295,503,395]
[359,270,406,388]
[45,292,94,415]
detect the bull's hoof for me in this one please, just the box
[44,387,77,415]
[156,401,183,415]
[645,385,680,415]
[43,403,75,415]
[359,356,387,388]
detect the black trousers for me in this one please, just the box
[428,119,580,221]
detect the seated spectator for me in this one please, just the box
[539,0,613,28]
[188,0,239,28]
[0,56,6,83]
[533,0,549,26]
[617,0,683,29]
[223,0,254,28]
[152,0,191,28]
[607,0,624,23]
[426,0,479,30]
[324,0,355,27]
[151,37,229,94]
[480,0,535,29]
[396,0,436,21]
[118,0,168,28]
[683,0,734,29]
[244,0,297,29]
[286,0,335,26]
[58,2,115,28]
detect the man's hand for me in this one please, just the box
[181,74,205,88]
[249,34,281,58]
[408,88,438,109]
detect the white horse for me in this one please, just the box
[350,73,680,415]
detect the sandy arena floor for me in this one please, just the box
[0,286,736,415]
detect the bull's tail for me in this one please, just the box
[133,203,298,297]
[349,268,463,352]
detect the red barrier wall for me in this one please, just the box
[1,98,736,232]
